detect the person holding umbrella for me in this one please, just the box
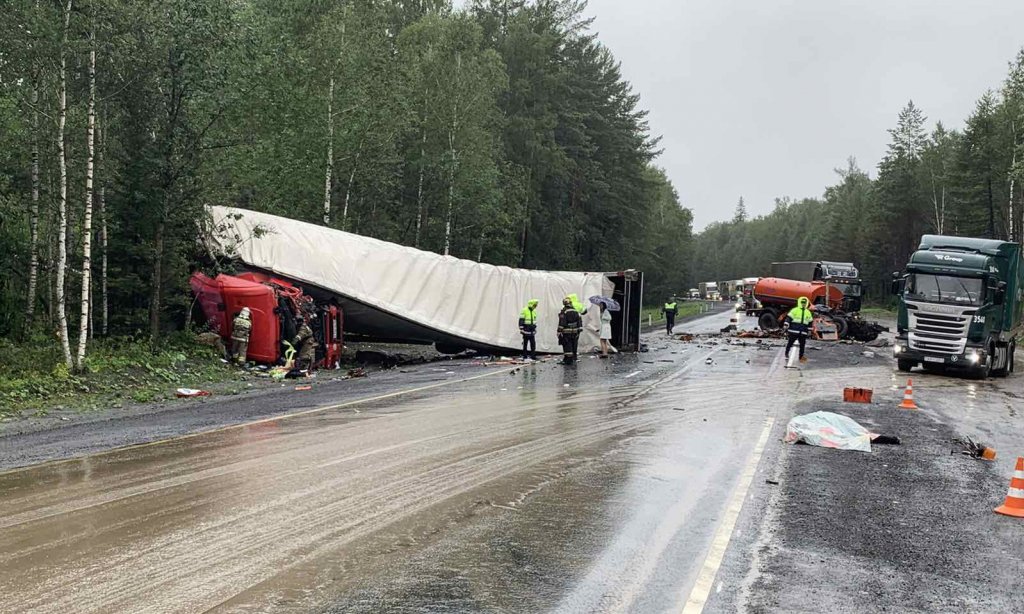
[598,303,613,357]
[588,295,620,358]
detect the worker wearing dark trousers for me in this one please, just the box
[519,299,539,361]
[662,299,679,335]
[293,316,318,371]
[784,296,814,363]
[558,298,583,365]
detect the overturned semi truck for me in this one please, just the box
[202,206,644,356]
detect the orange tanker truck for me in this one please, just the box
[748,277,883,341]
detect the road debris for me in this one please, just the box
[346,368,368,379]
[951,436,997,460]
[175,388,211,398]
[294,385,312,391]
[842,387,873,403]
[784,411,873,452]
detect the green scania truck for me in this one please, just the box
[893,235,1024,378]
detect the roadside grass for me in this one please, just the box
[859,306,897,320]
[0,333,244,419]
[641,301,710,325]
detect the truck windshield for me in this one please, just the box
[906,274,984,306]
[829,282,862,297]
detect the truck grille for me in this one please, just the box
[908,311,969,355]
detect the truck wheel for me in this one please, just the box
[833,316,849,339]
[897,359,915,372]
[973,350,993,379]
[758,311,779,331]
[993,342,1014,378]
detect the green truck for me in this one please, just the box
[893,235,1024,378]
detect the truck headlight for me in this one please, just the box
[966,350,981,364]
[893,344,903,355]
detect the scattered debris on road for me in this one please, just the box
[842,387,873,403]
[951,436,997,460]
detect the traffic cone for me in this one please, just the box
[994,457,1024,518]
[898,379,919,410]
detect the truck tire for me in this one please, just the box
[833,316,849,339]
[758,310,780,331]
[973,349,993,379]
[897,359,915,372]
[993,342,1014,378]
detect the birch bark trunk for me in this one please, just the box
[323,76,334,225]
[55,0,73,370]
[443,53,461,257]
[99,111,108,336]
[27,80,40,325]
[76,19,96,371]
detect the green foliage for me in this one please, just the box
[0,334,239,417]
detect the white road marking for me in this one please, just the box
[681,415,776,614]
[624,370,642,378]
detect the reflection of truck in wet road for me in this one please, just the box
[770,261,862,312]
[893,235,1024,378]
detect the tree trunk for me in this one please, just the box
[414,97,428,248]
[99,111,108,336]
[1010,121,1017,241]
[443,53,460,257]
[76,21,96,371]
[323,76,334,225]
[55,0,73,370]
[27,79,40,327]
[341,137,364,231]
[149,220,165,344]
[988,176,996,239]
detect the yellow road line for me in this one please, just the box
[681,415,776,614]
[0,366,515,477]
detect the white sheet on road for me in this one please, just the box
[784,411,873,452]
[205,206,612,353]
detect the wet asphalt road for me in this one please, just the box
[2,307,1023,613]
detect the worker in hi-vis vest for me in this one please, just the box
[519,299,539,361]
[661,298,679,335]
[783,296,814,363]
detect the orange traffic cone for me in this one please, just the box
[898,378,919,410]
[994,457,1024,518]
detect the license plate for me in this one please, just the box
[923,356,945,363]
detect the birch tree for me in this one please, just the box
[55,0,73,369]
[76,9,97,371]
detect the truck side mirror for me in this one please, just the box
[890,273,905,295]
[995,281,1007,305]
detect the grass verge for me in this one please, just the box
[0,332,246,419]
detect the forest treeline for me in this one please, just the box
[0,0,693,369]
[691,50,1024,300]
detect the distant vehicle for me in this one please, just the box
[718,279,744,301]
[701,281,720,301]
[892,235,1024,378]
[749,277,884,341]
[687,288,701,300]
[770,261,862,312]
[740,277,761,309]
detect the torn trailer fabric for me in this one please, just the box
[204,206,616,355]
[784,411,874,452]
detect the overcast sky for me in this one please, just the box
[457,0,1024,230]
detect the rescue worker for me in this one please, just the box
[783,296,814,363]
[519,299,539,361]
[662,298,679,335]
[557,297,583,365]
[567,293,588,315]
[230,307,252,366]
[293,315,318,371]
